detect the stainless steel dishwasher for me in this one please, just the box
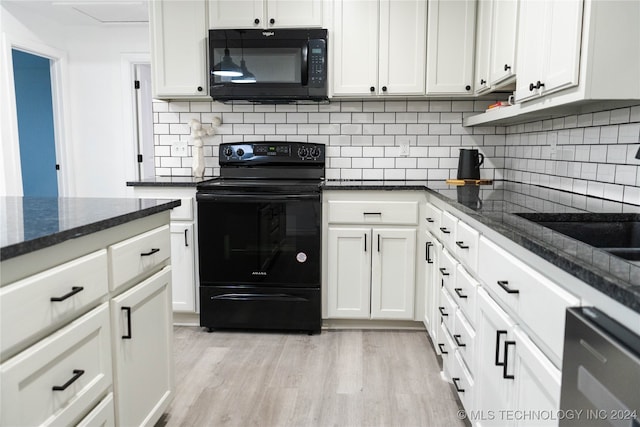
[560,307,640,427]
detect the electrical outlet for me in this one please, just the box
[171,140,188,157]
[399,140,410,157]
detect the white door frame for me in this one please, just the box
[0,33,73,197]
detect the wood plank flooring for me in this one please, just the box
[157,327,468,427]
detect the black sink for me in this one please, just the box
[515,213,640,261]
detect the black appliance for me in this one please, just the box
[196,141,325,333]
[208,28,328,103]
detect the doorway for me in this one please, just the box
[134,63,155,180]
[11,49,59,197]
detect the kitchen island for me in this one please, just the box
[0,196,180,426]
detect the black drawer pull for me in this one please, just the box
[426,217,434,223]
[497,280,519,294]
[495,330,507,366]
[426,242,433,263]
[439,227,450,234]
[184,229,189,247]
[52,369,85,391]
[439,267,449,276]
[140,248,160,257]
[438,306,448,317]
[455,241,469,249]
[454,334,466,347]
[438,343,448,354]
[454,288,467,299]
[452,377,465,393]
[503,341,516,379]
[50,286,84,302]
[363,212,381,215]
[122,307,132,339]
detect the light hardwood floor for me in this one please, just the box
[157,327,468,427]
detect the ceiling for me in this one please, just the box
[4,0,149,25]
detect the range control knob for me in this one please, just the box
[223,147,233,157]
[236,148,245,157]
[298,147,309,158]
[310,146,321,158]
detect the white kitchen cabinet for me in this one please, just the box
[473,0,492,94]
[208,0,323,28]
[423,231,442,338]
[332,0,427,96]
[149,0,209,99]
[111,266,173,427]
[426,0,476,95]
[327,227,416,320]
[514,0,582,102]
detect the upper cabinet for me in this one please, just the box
[332,0,427,97]
[474,0,518,94]
[514,0,582,102]
[208,0,323,29]
[149,0,209,99]
[426,0,476,95]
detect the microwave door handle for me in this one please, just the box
[301,43,309,85]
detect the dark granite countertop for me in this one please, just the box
[1,197,181,260]
[126,176,205,187]
[323,179,640,314]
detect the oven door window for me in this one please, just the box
[198,195,320,286]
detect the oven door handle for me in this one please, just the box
[197,193,319,202]
[210,293,310,302]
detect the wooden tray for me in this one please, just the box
[445,179,493,186]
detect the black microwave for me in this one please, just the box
[208,28,328,103]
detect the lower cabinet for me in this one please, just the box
[111,266,173,427]
[327,227,416,320]
[170,223,196,312]
[423,231,442,338]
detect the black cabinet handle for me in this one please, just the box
[254,18,260,24]
[377,234,380,252]
[465,85,471,91]
[52,369,85,391]
[480,79,486,85]
[269,18,275,24]
[382,86,387,92]
[426,242,433,263]
[438,343,448,354]
[438,306,448,317]
[504,64,511,71]
[455,241,469,249]
[454,288,467,299]
[140,248,160,257]
[439,267,449,276]
[495,330,507,366]
[529,81,545,91]
[364,233,367,252]
[370,86,375,92]
[439,227,450,234]
[50,286,84,302]
[454,334,466,347]
[503,341,516,379]
[426,217,434,223]
[452,377,465,393]
[363,211,381,215]
[184,229,189,247]
[121,307,132,339]
[497,280,519,294]
[197,86,203,92]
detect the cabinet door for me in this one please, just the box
[426,0,476,95]
[424,232,441,338]
[150,0,208,98]
[170,223,196,312]
[475,288,516,427]
[474,0,492,94]
[266,0,323,27]
[332,0,379,96]
[371,228,416,320]
[378,0,427,95]
[327,227,371,319]
[488,0,518,86]
[208,0,264,28]
[111,267,173,427]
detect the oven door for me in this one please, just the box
[197,191,321,287]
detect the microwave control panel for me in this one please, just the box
[308,39,326,88]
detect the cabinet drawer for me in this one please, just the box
[0,303,112,427]
[439,321,456,374]
[439,286,456,333]
[109,225,170,292]
[453,309,476,372]
[478,236,580,366]
[424,202,442,234]
[1,250,108,359]
[438,211,458,250]
[328,200,419,225]
[170,198,193,221]
[454,220,479,272]
[454,265,478,323]
[439,248,457,295]
[77,393,115,427]
[452,350,475,412]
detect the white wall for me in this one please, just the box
[0,2,149,197]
